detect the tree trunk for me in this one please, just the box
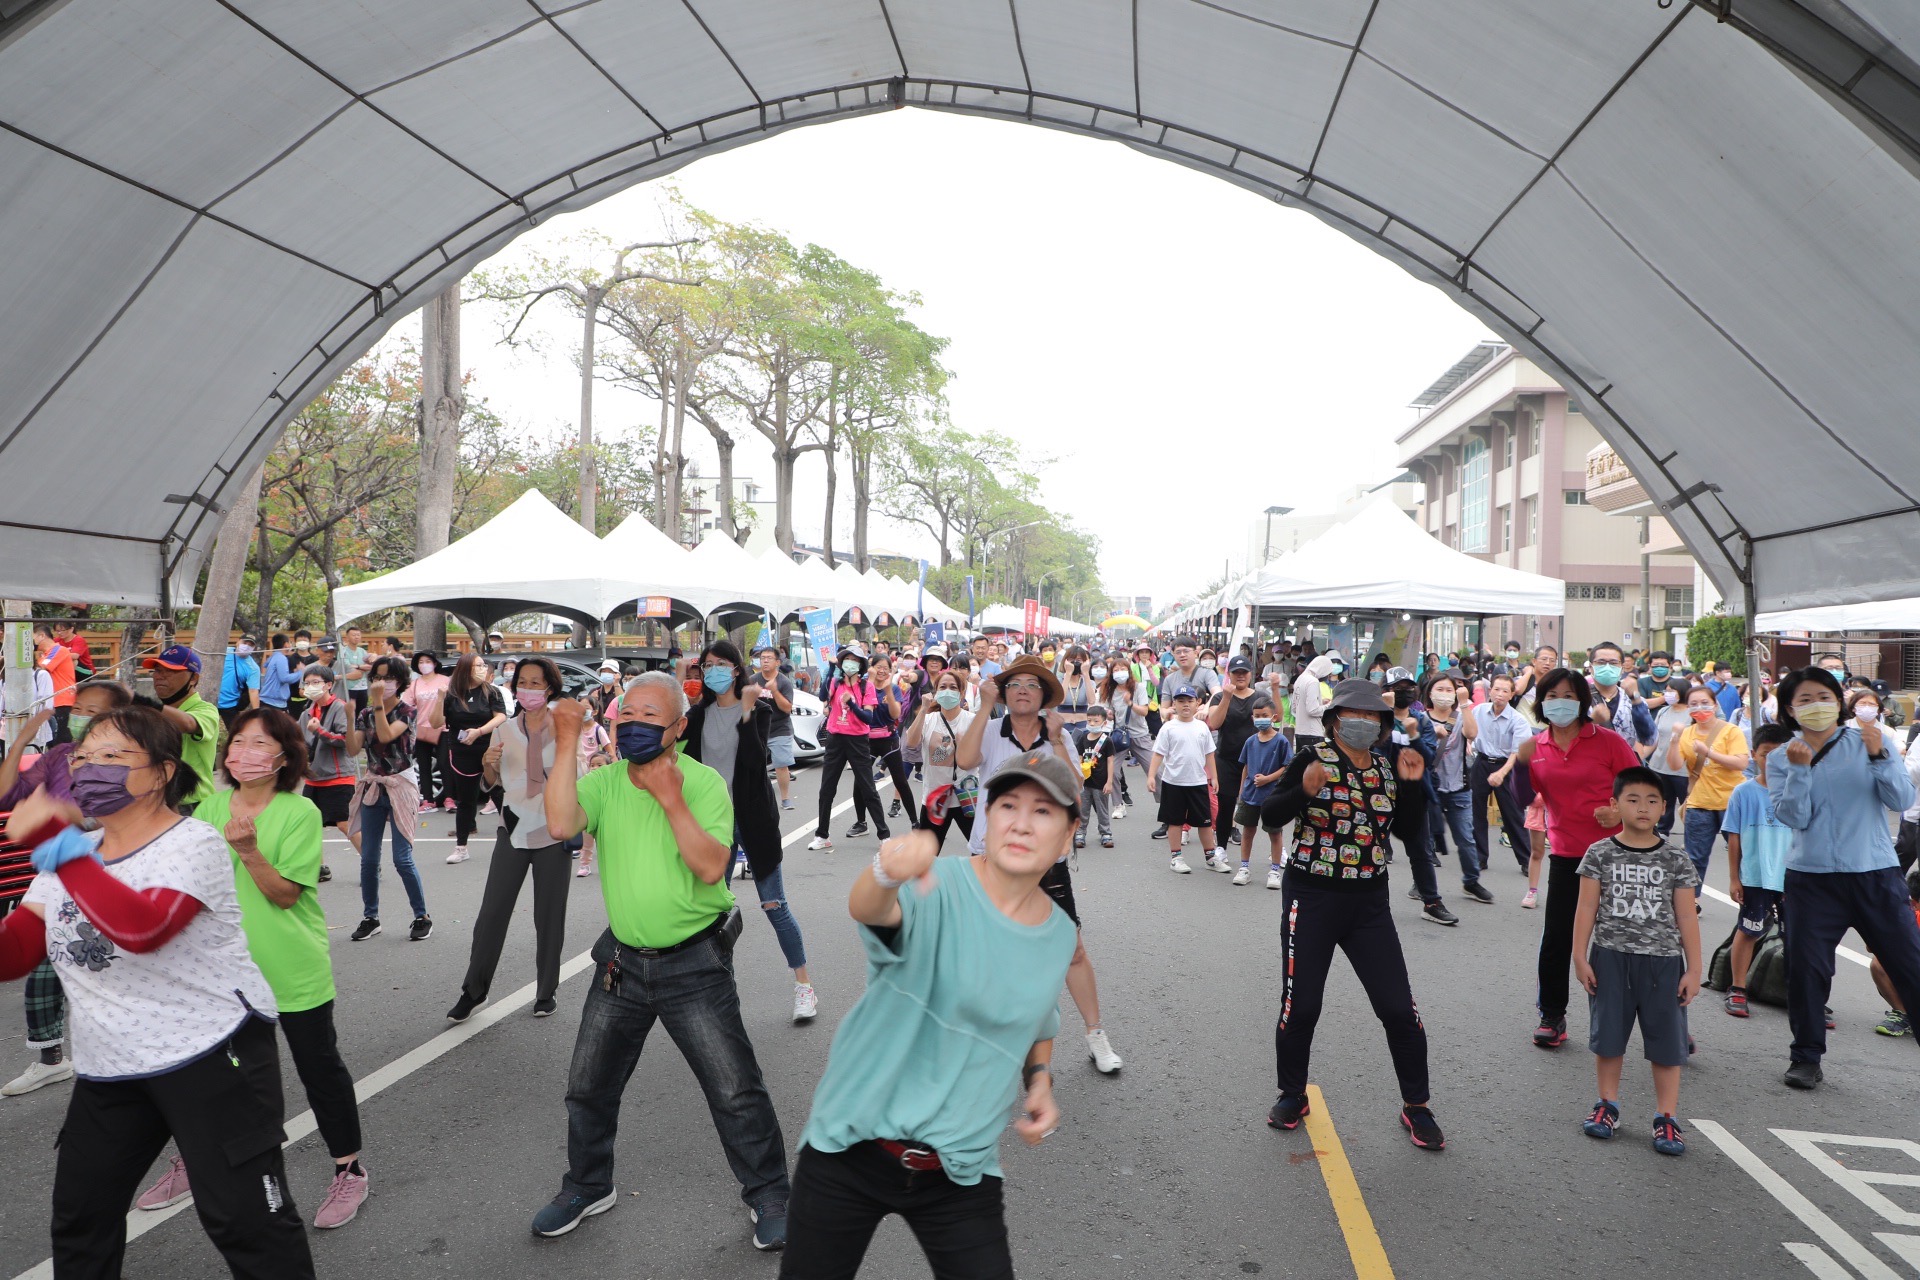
[415,284,463,656]
[820,418,838,568]
[652,377,671,534]
[715,435,737,540]
[253,506,276,638]
[851,438,871,573]
[667,349,690,544]
[317,524,342,634]
[194,461,266,702]
[577,291,600,534]
[774,447,795,553]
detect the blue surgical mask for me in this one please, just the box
[1253,718,1274,732]
[935,689,962,711]
[703,666,734,694]
[841,659,861,676]
[1593,664,1622,686]
[1650,665,1670,679]
[615,721,669,766]
[1542,698,1581,726]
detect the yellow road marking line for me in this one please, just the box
[1303,1085,1396,1279]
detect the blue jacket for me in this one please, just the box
[1765,725,1916,874]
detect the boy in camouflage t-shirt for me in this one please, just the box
[1571,766,1702,1156]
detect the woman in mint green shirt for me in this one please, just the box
[166,708,370,1231]
[782,751,1081,1279]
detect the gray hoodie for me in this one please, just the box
[1292,653,1340,738]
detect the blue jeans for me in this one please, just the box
[727,861,808,972]
[1433,788,1479,885]
[1683,807,1723,885]
[562,927,789,1209]
[358,788,427,921]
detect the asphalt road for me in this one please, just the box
[3,763,1919,1279]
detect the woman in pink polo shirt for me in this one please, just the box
[1511,666,1639,1051]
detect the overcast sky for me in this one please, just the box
[449,108,1493,611]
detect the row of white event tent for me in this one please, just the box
[330,489,967,631]
[1154,500,1567,633]
[973,602,1101,640]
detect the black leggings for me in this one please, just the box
[52,1017,314,1279]
[1535,855,1584,1023]
[278,1002,362,1160]
[413,736,443,805]
[779,1143,1012,1280]
[1471,754,1532,872]
[858,735,916,824]
[922,802,975,852]
[817,734,888,839]
[446,744,488,846]
[1274,874,1429,1104]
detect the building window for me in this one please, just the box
[1665,586,1695,622]
[1564,489,1588,505]
[1460,438,1490,553]
[1500,505,1512,551]
[1503,431,1515,470]
[1565,584,1626,601]
[1530,420,1542,457]
[1527,499,1538,547]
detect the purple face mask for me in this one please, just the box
[71,762,139,818]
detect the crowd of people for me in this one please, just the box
[1,614,1917,1275]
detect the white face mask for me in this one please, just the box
[379,680,398,698]
[1091,665,1109,681]
[1663,689,1680,706]
[302,683,326,700]
[1200,658,1217,669]
[420,661,435,674]
[1432,687,1456,707]
[1855,704,1880,723]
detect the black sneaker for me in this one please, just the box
[1152,824,1169,840]
[350,917,381,942]
[318,864,333,883]
[532,998,557,1018]
[1266,1094,1310,1130]
[1783,1061,1823,1090]
[448,992,481,1023]
[750,1199,787,1251]
[845,822,870,839]
[1533,1017,1569,1049]
[888,797,902,818]
[409,916,433,942]
[1401,1103,1445,1151]
[1422,902,1459,927]
[1462,881,1495,904]
[531,1188,616,1238]
[1226,829,1240,847]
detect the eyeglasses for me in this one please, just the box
[1004,680,1044,692]
[71,748,150,769]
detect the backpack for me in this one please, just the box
[1705,911,1789,1006]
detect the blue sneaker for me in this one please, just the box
[1652,1114,1686,1156]
[750,1199,788,1251]
[1582,1099,1619,1140]
[532,1188,616,1237]
[1266,1093,1310,1130]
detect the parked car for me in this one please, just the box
[788,688,824,767]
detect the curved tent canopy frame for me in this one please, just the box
[3,2,1920,614]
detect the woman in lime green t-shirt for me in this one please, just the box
[168,708,371,1231]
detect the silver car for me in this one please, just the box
[788,687,824,766]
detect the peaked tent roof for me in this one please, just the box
[4,3,1920,613]
[684,532,811,620]
[1245,500,1566,618]
[329,489,625,630]
[599,513,722,620]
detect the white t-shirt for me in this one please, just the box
[1153,719,1216,786]
[969,714,1071,855]
[24,818,278,1081]
[921,708,977,781]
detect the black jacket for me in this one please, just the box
[682,697,783,878]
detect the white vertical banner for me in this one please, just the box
[1226,604,1253,658]
[3,599,34,745]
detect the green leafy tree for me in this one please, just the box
[1686,612,1748,676]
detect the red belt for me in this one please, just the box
[874,1139,943,1171]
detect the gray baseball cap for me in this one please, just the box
[985,749,1084,818]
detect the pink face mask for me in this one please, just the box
[516,689,549,711]
[226,745,281,783]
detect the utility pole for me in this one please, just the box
[3,600,31,753]
[1638,515,1652,655]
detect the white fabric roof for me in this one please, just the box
[330,489,628,629]
[1756,598,1920,634]
[598,512,728,619]
[6,3,1920,613]
[684,532,811,620]
[1244,500,1567,617]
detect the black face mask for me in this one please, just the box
[1393,688,1413,710]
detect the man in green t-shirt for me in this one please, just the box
[531,672,791,1249]
[144,645,220,807]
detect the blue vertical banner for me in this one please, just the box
[916,558,928,623]
[924,620,946,650]
[803,607,837,668]
[965,574,975,628]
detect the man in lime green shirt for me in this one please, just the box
[533,672,791,1248]
[144,645,221,806]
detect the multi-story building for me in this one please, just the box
[1395,342,1699,658]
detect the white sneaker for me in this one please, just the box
[445,846,469,864]
[1,1058,73,1096]
[1266,867,1283,890]
[1231,865,1251,886]
[1112,803,1127,820]
[1169,855,1192,874]
[1206,852,1233,873]
[1086,1029,1123,1074]
[792,983,818,1023]
[807,837,833,852]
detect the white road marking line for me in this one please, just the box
[9,792,874,1280]
[1699,884,1871,968]
[1692,1118,1902,1280]
[1873,1233,1920,1270]
[1785,1242,1857,1278]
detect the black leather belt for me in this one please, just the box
[623,911,729,957]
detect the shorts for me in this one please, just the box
[767,735,796,768]
[1587,945,1690,1066]
[1525,794,1547,833]
[1039,860,1079,926]
[1233,801,1278,832]
[307,782,353,826]
[1737,886,1783,936]
[1157,782,1213,828]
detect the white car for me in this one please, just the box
[788,688,824,767]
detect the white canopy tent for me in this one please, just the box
[597,513,725,621]
[975,603,1098,638]
[4,3,1920,618]
[330,489,628,630]
[683,532,812,621]
[1756,599,1920,635]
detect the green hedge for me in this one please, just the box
[1686,613,1748,676]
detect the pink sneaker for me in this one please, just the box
[136,1155,191,1210]
[313,1164,369,1229]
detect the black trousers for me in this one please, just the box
[1535,855,1584,1023]
[52,1016,314,1279]
[858,735,917,824]
[1216,748,1247,836]
[1274,875,1429,1104]
[278,1002,362,1160]
[1470,754,1532,872]
[922,803,974,852]
[1784,867,1920,1064]
[446,745,488,846]
[818,734,888,839]
[779,1143,1012,1280]
[414,736,443,805]
[51,704,72,745]
[462,830,572,1003]
[1654,772,1688,839]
